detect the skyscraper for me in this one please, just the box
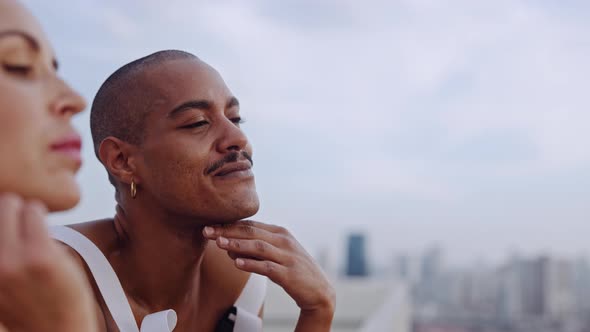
[346,233,368,277]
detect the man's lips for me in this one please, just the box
[50,133,82,163]
[213,161,252,177]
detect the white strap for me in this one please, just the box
[50,226,141,332]
[233,307,262,332]
[234,273,267,316]
[140,310,177,332]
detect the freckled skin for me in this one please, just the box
[131,58,259,223]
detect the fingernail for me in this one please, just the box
[218,237,229,246]
[28,200,48,214]
[203,226,214,236]
[236,258,245,267]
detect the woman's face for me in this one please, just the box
[0,0,86,211]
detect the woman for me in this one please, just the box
[0,0,98,331]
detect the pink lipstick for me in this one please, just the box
[51,133,82,164]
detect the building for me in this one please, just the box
[346,233,369,277]
[497,256,575,321]
[263,278,412,332]
[393,253,421,284]
[420,246,444,282]
[543,257,575,320]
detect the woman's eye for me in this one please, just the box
[181,120,209,129]
[2,64,32,76]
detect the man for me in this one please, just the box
[57,50,335,331]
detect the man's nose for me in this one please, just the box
[216,118,248,153]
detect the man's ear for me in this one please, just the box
[98,136,139,185]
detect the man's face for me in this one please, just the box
[133,58,259,223]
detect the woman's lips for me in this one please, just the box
[50,133,82,164]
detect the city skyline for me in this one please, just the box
[23,0,590,264]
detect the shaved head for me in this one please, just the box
[90,50,197,158]
[91,49,258,219]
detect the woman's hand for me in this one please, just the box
[203,220,335,330]
[0,193,98,332]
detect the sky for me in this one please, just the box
[23,0,590,268]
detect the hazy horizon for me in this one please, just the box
[24,0,589,266]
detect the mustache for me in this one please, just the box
[206,151,253,175]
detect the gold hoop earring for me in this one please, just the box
[130,179,137,199]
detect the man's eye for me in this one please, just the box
[181,120,209,129]
[231,117,245,125]
[2,64,32,76]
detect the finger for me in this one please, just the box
[0,321,7,332]
[234,258,287,284]
[0,193,23,253]
[203,221,276,243]
[217,237,285,263]
[20,200,49,244]
[20,201,52,262]
[236,220,286,234]
[226,251,239,261]
[223,248,258,261]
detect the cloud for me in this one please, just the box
[25,0,590,263]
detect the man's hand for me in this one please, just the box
[0,193,98,332]
[203,220,335,331]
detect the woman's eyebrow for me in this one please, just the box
[0,30,58,70]
[0,30,40,52]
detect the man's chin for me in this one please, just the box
[210,198,260,225]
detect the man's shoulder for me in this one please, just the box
[52,221,113,332]
[66,219,119,251]
[52,219,119,266]
[203,242,252,301]
[67,218,116,239]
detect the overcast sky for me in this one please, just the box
[24,0,590,267]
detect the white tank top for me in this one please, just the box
[50,225,266,332]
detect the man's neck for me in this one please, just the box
[111,200,210,311]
